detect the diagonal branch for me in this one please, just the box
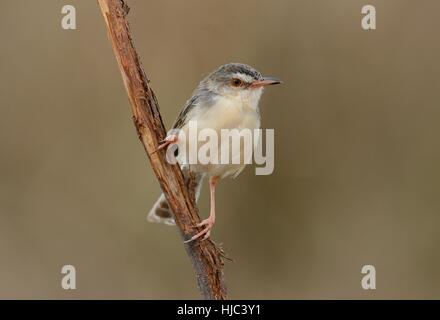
[97,0,227,299]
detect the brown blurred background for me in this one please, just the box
[0,0,439,299]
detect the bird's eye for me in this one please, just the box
[231,78,243,87]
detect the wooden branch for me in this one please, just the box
[97,0,227,299]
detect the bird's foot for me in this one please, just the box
[184,216,215,243]
[152,134,178,154]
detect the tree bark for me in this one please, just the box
[97,0,227,300]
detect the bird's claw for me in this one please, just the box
[152,135,178,154]
[184,218,215,243]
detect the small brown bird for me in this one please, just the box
[148,63,281,242]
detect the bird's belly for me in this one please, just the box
[179,100,260,178]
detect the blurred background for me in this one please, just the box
[0,0,440,299]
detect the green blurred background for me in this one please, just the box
[1,0,439,299]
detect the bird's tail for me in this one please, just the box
[147,168,204,226]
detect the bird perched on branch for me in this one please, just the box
[148,63,281,242]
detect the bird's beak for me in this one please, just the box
[250,76,282,88]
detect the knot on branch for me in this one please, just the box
[120,0,130,16]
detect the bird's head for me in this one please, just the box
[200,63,282,106]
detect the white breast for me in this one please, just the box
[197,95,260,131]
[179,89,263,178]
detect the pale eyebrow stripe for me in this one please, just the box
[232,73,254,83]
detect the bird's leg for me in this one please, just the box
[184,176,219,243]
[152,134,178,154]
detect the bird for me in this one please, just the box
[147,63,281,242]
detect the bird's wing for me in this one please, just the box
[171,95,199,129]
